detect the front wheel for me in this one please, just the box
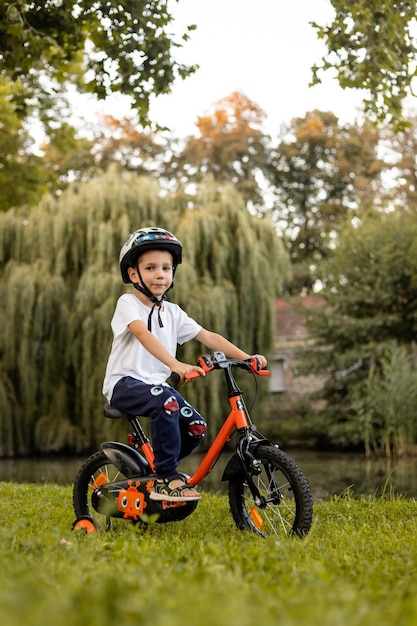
[228,445,313,538]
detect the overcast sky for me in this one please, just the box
[80,0,367,138]
[151,0,367,136]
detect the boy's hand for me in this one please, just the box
[172,361,205,385]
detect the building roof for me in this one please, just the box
[275,295,325,339]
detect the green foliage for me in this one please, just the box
[0,0,193,206]
[41,122,97,194]
[0,76,48,209]
[0,0,197,124]
[0,170,289,455]
[303,208,417,451]
[313,209,417,348]
[1,483,417,626]
[352,344,417,456]
[312,0,417,130]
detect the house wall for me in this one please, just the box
[268,296,325,419]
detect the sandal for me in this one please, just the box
[149,475,201,502]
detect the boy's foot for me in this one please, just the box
[149,476,201,502]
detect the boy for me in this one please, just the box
[103,227,267,502]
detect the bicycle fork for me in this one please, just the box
[235,432,283,508]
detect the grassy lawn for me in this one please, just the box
[1,482,416,626]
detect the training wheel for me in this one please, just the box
[72,516,100,534]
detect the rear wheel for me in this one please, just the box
[72,450,198,530]
[228,445,313,538]
[73,451,128,530]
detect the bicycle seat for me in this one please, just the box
[103,404,128,419]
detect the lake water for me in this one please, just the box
[1,449,417,502]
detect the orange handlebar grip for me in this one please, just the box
[185,371,201,380]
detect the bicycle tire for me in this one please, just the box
[228,444,313,538]
[72,450,198,529]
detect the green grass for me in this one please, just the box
[1,483,417,626]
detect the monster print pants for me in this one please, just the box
[110,376,207,477]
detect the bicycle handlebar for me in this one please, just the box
[171,352,270,384]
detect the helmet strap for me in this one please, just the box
[148,299,164,331]
[133,265,174,332]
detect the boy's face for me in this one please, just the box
[128,249,174,298]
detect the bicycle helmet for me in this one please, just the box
[119,227,182,284]
[119,227,183,331]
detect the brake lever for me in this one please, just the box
[249,357,270,376]
[185,355,215,379]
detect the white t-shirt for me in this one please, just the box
[102,293,202,401]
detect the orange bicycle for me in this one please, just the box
[72,351,313,538]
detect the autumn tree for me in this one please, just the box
[91,115,167,174]
[167,92,271,207]
[378,114,417,209]
[39,115,168,193]
[269,110,383,291]
[312,0,417,130]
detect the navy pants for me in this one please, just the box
[111,376,207,477]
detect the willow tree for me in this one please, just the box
[0,169,289,456]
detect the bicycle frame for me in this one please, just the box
[131,353,269,489]
[188,392,252,486]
